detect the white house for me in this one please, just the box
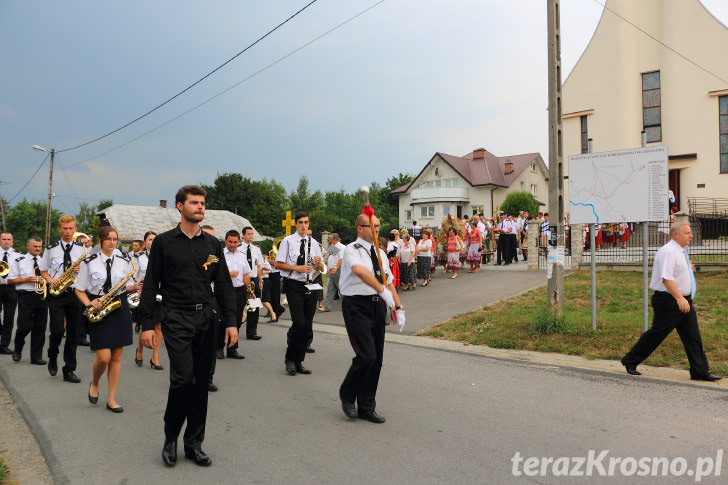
[562,0,728,213]
[391,148,548,227]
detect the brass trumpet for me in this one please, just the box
[34,274,47,300]
[245,283,258,313]
[0,261,9,278]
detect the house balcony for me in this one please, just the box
[410,187,470,205]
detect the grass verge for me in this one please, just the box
[418,270,728,375]
[0,458,10,484]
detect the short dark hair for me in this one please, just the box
[133,239,143,245]
[294,211,309,223]
[175,185,206,205]
[225,230,240,240]
[241,226,253,236]
[388,232,396,241]
[27,236,42,245]
[201,224,215,231]
[143,231,157,241]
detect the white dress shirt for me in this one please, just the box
[7,254,41,291]
[275,233,323,282]
[39,240,87,285]
[224,247,251,288]
[327,242,346,269]
[649,239,694,297]
[75,253,134,296]
[1,248,22,286]
[240,242,262,279]
[339,237,394,296]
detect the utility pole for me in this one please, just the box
[33,145,55,245]
[547,0,565,317]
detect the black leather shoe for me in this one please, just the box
[305,345,315,353]
[48,357,58,376]
[691,373,722,382]
[295,362,311,374]
[162,440,177,467]
[226,349,245,359]
[624,365,641,376]
[278,307,286,317]
[134,323,141,333]
[358,410,386,424]
[12,352,21,362]
[106,403,124,413]
[78,338,90,347]
[341,399,357,419]
[285,360,296,376]
[63,371,81,383]
[31,358,47,365]
[208,381,218,392]
[216,349,225,360]
[247,335,262,341]
[88,384,98,404]
[0,346,12,355]
[150,360,164,370]
[184,448,212,467]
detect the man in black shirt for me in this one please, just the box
[139,185,237,468]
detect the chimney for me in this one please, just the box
[160,200,167,208]
[473,148,486,159]
[504,159,514,174]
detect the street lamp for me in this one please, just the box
[33,144,55,246]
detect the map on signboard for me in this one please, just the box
[568,146,669,224]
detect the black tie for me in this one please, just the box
[33,256,39,275]
[63,243,73,270]
[246,245,253,270]
[297,239,306,266]
[103,259,112,293]
[2,251,7,263]
[370,245,383,284]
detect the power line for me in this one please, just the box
[592,0,728,85]
[63,0,387,170]
[8,152,49,203]
[55,155,83,208]
[56,0,319,154]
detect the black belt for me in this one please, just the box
[654,290,691,299]
[284,278,308,286]
[344,295,381,302]
[164,302,209,311]
[17,290,38,294]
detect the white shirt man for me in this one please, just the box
[0,232,21,353]
[322,234,346,311]
[240,227,263,341]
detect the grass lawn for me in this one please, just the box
[418,270,728,375]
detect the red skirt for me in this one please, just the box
[388,258,400,287]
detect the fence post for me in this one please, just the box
[571,224,583,270]
[528,221,539,270]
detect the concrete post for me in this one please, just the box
[570,224,583,270]
[528,221,539,271]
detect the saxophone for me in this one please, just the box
[84,259,136,323]
[245,282,258,313]
[49,246,89,297]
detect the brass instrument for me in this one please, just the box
[127,292,140,309]
[34,274,47,300]
[0,261,9,277]
[310,251,327,281]
[49,246,89,297]
[84,259,136,323]
[245,283,258,313]
[268,236,284,259]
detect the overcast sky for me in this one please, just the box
[2,0,727,216]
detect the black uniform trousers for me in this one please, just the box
[268,272,283,315]
[209,296,220,381]
[496,234,512,264]
[0,285,18,349]
[284,279,316,363]
[161,305,215,450]
[14,291,48,361]
[47,290,81,373]
[219,286,244,350]
[245,279,260,338]
[340,295,386,414]
[622,291,710,378]
[509,232,519,262]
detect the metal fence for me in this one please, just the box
[537,226,572,269]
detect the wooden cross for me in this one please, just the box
[282,210,295,236]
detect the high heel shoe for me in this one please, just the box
[134,355,143,367]
[150,360,164,370]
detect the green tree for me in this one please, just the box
[75,201,96,234]
[500,191,539,217]
[5,200,63,247]
[0,193,10,232]
[97,199,114,211]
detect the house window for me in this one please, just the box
[720,95,728,173]
[443,205,451,217]
[426,180,441,188]
[580,115,589,153]
[404,210,412,222]
[530,184,538,196]
[531,163,537,172]
[420,206,435,218]
[520,181,525,191]
[443,178,458,188]
[642,71,661,142]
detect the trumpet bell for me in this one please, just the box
[0,261,9,278]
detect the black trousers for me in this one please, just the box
[340,296,386,413]
[245,279,260,338]
[0,285,18,348]
[284,279,316,362]
[622,292,710,377]
[219,287,244,350]
[14,292,48,361]
[509,233,518,262]
[496,235,512,264]
[268,272,283,315]
[47,290,81,373]
[161,306,215,450]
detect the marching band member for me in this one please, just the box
[240,226,263,341]
[0,231,21,354]
[8,237,48,365]
[40,215,86,382]
[75,227,137,413]
[274,211,323,376]
[133,231,164,370]
[219,230,250,360]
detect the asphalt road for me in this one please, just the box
[2,265,728,483]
